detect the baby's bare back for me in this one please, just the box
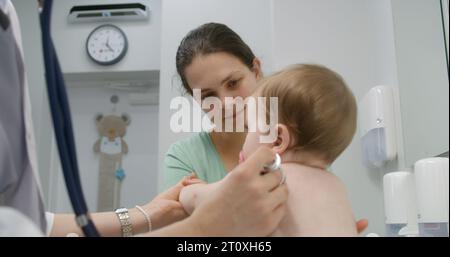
[271,164,357,237]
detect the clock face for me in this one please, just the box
[86,24,128,65]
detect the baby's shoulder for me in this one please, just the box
[285,165,347,196]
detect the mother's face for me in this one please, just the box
[184,52,262,118]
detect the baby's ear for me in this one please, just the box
[272,124,290,154]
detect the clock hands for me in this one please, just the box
[105,36,114,52]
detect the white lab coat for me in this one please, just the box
[0,0,50,236]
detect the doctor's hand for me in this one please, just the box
[188,146,289,236]
[139,174,200,230]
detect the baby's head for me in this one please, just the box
[242,64,357,167]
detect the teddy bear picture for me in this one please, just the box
[93,113,131,212]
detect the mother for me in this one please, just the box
[164,23,262,187]
[163,22,368,232]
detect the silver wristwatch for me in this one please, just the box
[115,208,133,237]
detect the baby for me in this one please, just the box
[180,64,358,236]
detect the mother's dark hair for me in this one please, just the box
[176,23,256,94]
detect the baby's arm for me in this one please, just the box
[179,181,221,215]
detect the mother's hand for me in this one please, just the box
[356,219,369,234]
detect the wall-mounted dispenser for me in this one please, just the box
[414,157,449,237]
[383,171,419,237]
[359,86,397,168]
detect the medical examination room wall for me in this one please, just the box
[157,0,448,236]
[51,0,161,213]
[390,0,449,167]
[13,0,162,212]
[10,0,448,236]
[271,0,404,236]
[271,0,447,234]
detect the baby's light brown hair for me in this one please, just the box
[257,64,357,163]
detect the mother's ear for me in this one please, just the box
[272,124,291,154]
[252,57,263,80]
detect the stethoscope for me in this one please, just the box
[39,0,99,237]
[264,154,286,185]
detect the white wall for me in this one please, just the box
[10,0,163,212]
[52,0,161,74]
[157,0,274,191]
[49,87,160,213]
[46,0,162,212]
[441,0,449,63]
[272,0,405,235]
[391,0,449,167]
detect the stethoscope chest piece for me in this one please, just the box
[263,153,286,185]
[264,153,282,171]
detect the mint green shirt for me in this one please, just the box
[162,132,228,190]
